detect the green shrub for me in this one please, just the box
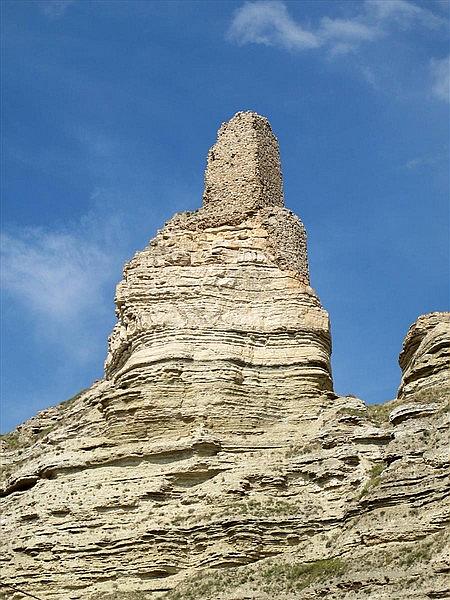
[260,558,346,591]
[58,387,89,409]
[0,431,22,449]
[359,462,385,498]
[166,557,346,599]
[368,385,450,426]
[337,407,367,418]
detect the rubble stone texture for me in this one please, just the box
[203,112,284,214]
[1,112,449,600]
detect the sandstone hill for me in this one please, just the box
[1,112,449,600]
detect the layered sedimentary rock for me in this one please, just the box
[103,111,332,442]
[1,114,449,600]
[398,311,450,399]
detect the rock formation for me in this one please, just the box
[398,311,450,399]
[1,113,449,600]
[103,111,332,443]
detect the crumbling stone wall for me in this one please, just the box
[259,206,309,280]
[203,111,284,214]
[164,112,309,280]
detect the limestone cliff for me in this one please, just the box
[1,113,449,600]
[398,312,450,399]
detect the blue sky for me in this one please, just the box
[1,0,449,432]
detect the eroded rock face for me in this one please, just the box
[2,380,448,600]
[103,111,333,439]
[1,113,449,600]
[398,312,450,399]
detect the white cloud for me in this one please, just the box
[72,128,119,159]
[434,0,450,11]
[227,1,319,49]
[39,0,75,19]
[0,209,127,364]
[365,0,446,29]
[405,153,446,169]
[227,0,448,54]
[319,17,380,55]
[320,17,379,43]
[1,227,113,321]
[430,55,450,102]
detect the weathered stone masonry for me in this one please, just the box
[166,111,310,280]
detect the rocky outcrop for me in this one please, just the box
[103,111,332,443]
[1,369,448,600]
[163,312,450,600]
[1,113,449,600]
[167,386,450,600]
[398,312,450,399]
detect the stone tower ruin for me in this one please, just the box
[203,111,284,213]
[104,112,333,439]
